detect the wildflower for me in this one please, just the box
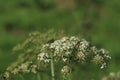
[37,36,111,69]
[61,65,71,75]
[101,71,120,80]
[18,63,30,73]
[37,52,50,63]
[100,62,106,69]
[63,57,68,62]
[76,52,86,62]
[11,68,19,75]
[31,65,37,74]
[3,72,10,79]
[2,34,111,80]
[93,55,103,65]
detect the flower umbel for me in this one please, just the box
[37,36,111,68]
[1,32,111,80]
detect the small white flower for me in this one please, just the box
[77,52,86,61]
[37,52,50,63]
[61,65,71,75]
[63,58,68,62]
[65,51,71,55]
[101,62,106,69]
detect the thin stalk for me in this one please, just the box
[63,73,72,80]
[50,52,55,80]
[19,74,24,80]
[37,73,41,80]
[68,73,72,80]
[37,58,41,80]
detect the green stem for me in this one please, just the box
[50,52,55,80]
[68,73,72,80]
[37,57,41,80]
[63,73,72,80]
[37,73,41,80]
[19,74,24,80]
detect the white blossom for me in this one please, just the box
[100,62,106,69]
[63,58,68,62]
[101,71,120,80]
[61,65,71,75]
[37,36,111,69]
[37,52,50,63]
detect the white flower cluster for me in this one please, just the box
[1,72,10,79]
[92,48,111,69]
[37,52,50,63]
[7,61,37,75]
[37,36,111,69]
[61,65,71,75]
[38,37,80,63]
[1,35,111,80]
[102,71,120,80]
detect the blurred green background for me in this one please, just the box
[0,0,120,80]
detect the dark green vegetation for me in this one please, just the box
[0,0,120,80]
